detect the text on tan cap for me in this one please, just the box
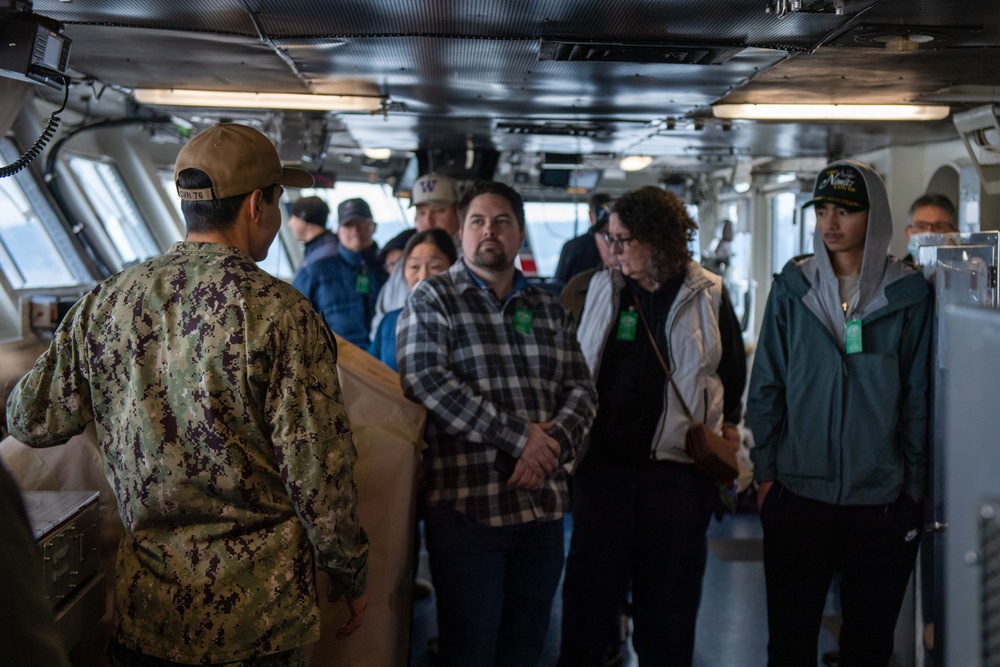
[174,123,313,201]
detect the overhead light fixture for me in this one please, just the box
[712,104,950,121]
[133,88,383,112]
[619,155,653,172]
[362,147,392,161]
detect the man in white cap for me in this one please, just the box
[372,172,462,331]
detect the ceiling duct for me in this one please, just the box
[498,122,612,139]
[538,39,744,66]
[417,148,500,182]
[541,153,585,169]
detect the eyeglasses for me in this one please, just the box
[909,220,953,234]
[602,233,635,252]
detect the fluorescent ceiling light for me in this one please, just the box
[133,88,382,112]
[712,104,950,121]
[362,147,392,161]
[619,155,654,172]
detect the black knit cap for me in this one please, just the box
[378,228,417,264]
[290,196,330,228]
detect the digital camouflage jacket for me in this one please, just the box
[7,242,368,663]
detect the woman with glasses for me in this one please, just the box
[559,185,747,666]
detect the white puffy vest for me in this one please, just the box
[577,262,725,463]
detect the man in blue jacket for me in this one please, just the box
[748,160,932,666]
[293,198,387,348]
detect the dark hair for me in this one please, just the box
[611,185,697,282]
[588,192,612,220]
[458,181,525,230]
[291,196,330,228]
[908,194,957,228]
[402,228,458,265]
[178,169,277,234]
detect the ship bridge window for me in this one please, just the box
[256,233,294,280]
[770,191,815,275]
[0,140,89,290]
[158,168,184,223]
[719,200,752,330]
[523,201,590,277]
[67,156,160,266]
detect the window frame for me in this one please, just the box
[0,138,94,294]
[64,153,162,268]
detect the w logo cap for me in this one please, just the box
[409,173,459,207]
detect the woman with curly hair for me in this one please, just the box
[559,186,747,666]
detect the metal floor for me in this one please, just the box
[409,511,841,666]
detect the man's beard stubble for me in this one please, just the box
[471,244,510,271]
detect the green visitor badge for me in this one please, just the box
[356,273,371,295]
[845,318,863,354]
[617,310,638,341]
[513,307,534,334]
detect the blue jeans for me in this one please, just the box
[424,506,565,667]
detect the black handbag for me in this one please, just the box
[632,295,739,486]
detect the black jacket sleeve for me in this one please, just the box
[716,286,747,424]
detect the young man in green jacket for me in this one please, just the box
[748,160,932,666]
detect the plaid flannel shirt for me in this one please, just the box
[397,260,597,527]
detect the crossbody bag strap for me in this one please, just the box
[631,293,694,421]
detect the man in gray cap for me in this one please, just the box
[7,123,369,666]
[372,172,462,331]
[294,197,387,348]
[288,195,339,274]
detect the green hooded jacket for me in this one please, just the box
[748,161,933,505]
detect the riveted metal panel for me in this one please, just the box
[34,0,258,35]
[61,26,308,91]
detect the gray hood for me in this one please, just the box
[799,160,912,347]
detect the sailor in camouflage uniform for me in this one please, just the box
[6,123,369,667]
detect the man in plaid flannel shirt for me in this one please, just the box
[397,180,597,667]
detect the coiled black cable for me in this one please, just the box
[0,77,70,179]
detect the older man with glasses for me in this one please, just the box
[904,193,958,264]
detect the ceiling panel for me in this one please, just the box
[18,0,1000,175]
[726,48,1000,105]
[60,26,308,91]
[34,0,258,35]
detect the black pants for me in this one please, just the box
[760,485,922,667]
[560,461,717,667]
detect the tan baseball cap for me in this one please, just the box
[174,123,313,201]
[409,172,459,208]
